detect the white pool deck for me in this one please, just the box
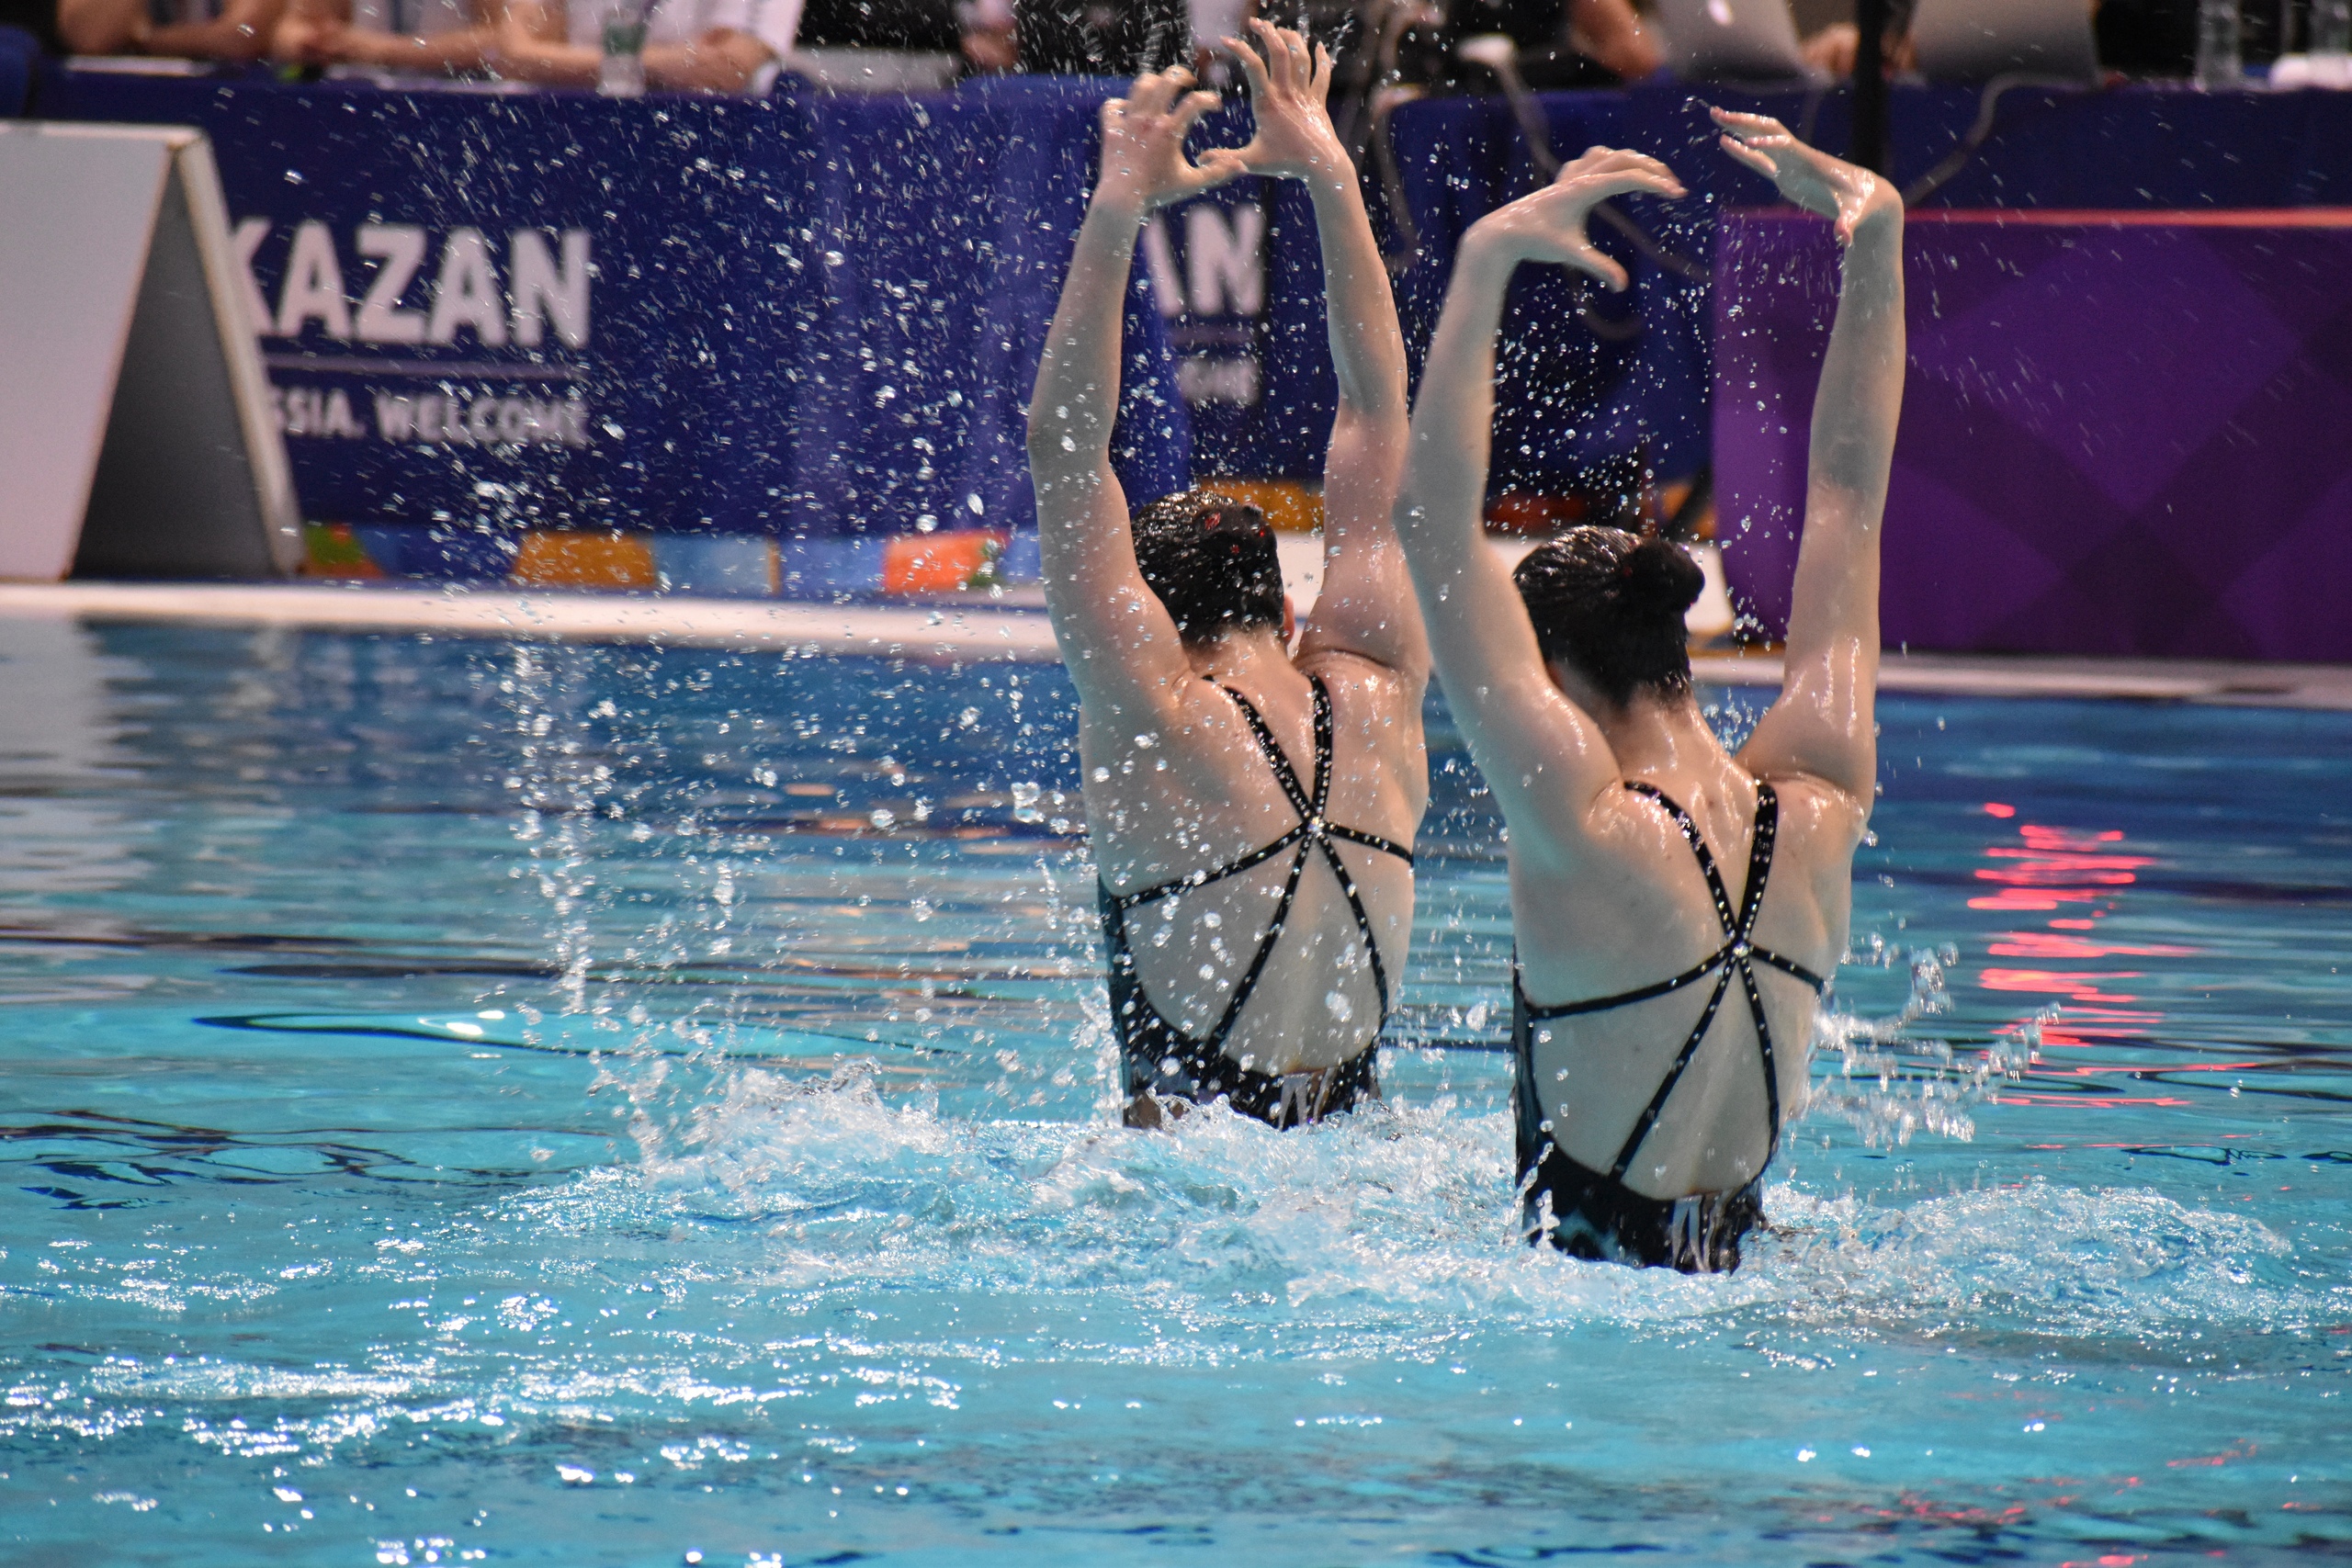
[3,580,2349,710]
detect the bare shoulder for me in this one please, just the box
[1296,646,1425,716]
[1748,767,1870,908]
[1295,647,1428,764]
[1755,768,1869,842]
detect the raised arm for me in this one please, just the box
[1392,149,1684,849]
[1714,108,1905,816]
[1219,21,1423,686]
[1026,69,1241,719]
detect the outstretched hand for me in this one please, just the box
[1712,107,1899,245]
[1222,18,1345,182]
[1463,145,1686,291]
[1096,67,1243,211]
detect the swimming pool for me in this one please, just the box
[1,615,2345,1566]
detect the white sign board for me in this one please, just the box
[0,122,299,581]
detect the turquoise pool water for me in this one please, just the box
[0,616,2345,1566]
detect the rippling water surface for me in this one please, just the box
[0,616,2345,1566]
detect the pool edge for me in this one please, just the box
[4,581,2349,709]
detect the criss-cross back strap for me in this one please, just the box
[1622,781,1736,927]
[1729,780,1787,1151]
[1600,780,1834,1181]
[1507,778,1825,1183]
[1102,676,1415,1055]
[1218,677,1408,1021]
[1105,822,1306,912]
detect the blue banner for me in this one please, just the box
[39,70,1195,562]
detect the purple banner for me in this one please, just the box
[1713,209,2352,662]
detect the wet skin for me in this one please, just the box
[1393,114,1907,1198]
[1027,33,1430,1091]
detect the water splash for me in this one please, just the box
[1806,938,2023,1148]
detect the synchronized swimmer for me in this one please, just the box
[1028,23,1430,1132]
[1030,39,1903,1273]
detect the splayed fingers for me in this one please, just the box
[1223,20,1344,179]
[1468,144,1685,288]
[1099,67,1241,209]
[1710,106,1895,243]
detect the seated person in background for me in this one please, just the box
[58,0,285,59]
[956,0,1013,72]
[497,0,795,90]
[1,0,68,53]
[1797,0,1915,78]
[1802,0,2186,77]
[1451,0,1661,85]
[273,0,498,73]
[1015,0,1182,73]
[792,0,956,53]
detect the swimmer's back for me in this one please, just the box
[1510,753,1860,1197]
[1082,645,1426,1077]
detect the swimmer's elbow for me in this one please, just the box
[1023,418,1091,472]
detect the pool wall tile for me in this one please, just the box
[652,535,780,598]
[777,535,886,597]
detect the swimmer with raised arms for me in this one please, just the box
[1392,113,1905,1270]
[1028,25,1429,1130]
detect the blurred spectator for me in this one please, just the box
[1450,0,1661,84]
[1013,0,1184,73]
[793,0,958,54]
[1,0,65,51]
[1012,0,1654,85]
[1797,0,2195,77]
[956,0,1012,70]
[1798,17,1911,75]
[273,0,498,71]
[497,0,797,89]
[59,0,287,59]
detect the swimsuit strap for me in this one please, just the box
[1730,779,1789,1157]
[1104,827,1306,911]
[1205,675,1408,1035]
[1516,779,1830,1185]
[1296,677,1406,1019]
[1117,676,1419,889]
[1218,678,1319,820]
[1102,673,1416,1052]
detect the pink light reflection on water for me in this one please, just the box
[1968,806,2199,1062]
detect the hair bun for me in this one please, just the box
[1617,537,1703,618]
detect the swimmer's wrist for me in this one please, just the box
[1844,198,1903,249]
[1296,160,1355,204]
[1087,183,1150,224]
[1456,219,1529,271]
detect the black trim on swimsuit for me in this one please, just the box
[1513,779,1827,1273]
[1099,674,1414,1128]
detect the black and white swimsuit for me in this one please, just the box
[1097,674,1414,1127]
[1513,779,1826,1273]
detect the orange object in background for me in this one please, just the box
[1483,492,1589,536]
[884,529,1006,594]
[1201,479,1323,534]
[300,523,384,579]
[511,531,658,589]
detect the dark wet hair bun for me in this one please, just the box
[1130,489,1284,647]
[1512,526,1700,708]
[1617,536,1705,618]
